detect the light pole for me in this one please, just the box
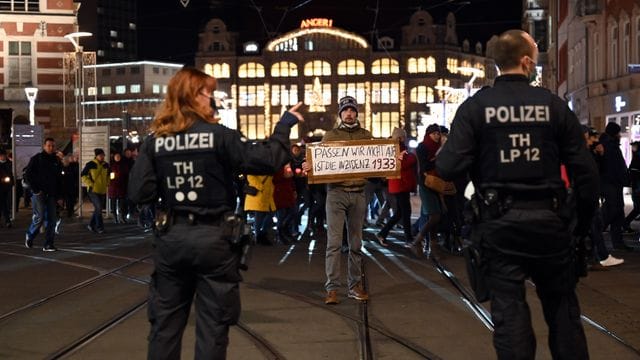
[64,31,92,217]
[24,87,38,125]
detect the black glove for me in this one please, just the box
[278,112,299,127]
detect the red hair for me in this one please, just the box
[151,67,217,136]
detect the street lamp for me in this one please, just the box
[24,87,38,125]
[64,31,92,217]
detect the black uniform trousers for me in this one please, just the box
[477,207,588,360]
[148,222,241,360]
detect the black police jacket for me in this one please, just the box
[436,74,599,232]
[128,114,294,216]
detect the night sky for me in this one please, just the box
[137,0,523,65]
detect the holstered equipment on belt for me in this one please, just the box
[463,243,490,302]
[221,213,253,271]
[470,188,562,222]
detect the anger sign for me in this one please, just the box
[306,139,400,184]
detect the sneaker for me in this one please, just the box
[347,284,369,301]
[42,245,57,252]
[96,228,105,234]
[324,290,339,305]
[600,255,624,267]
[87,224,96,233]
[6,220,12,228]
[375,233,387,247]
[25,233,33,249]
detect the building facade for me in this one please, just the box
[85,60,183,140]
[552,0,640,162]
[0,0,79,146]
[195,11,498,141]
[77,0,138,63]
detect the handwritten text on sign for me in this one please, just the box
[306,140,400,183]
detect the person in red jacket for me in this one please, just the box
[375,128,417,246]
[108,152,129,223]
[273,162,298,244]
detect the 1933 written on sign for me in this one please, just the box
[306,139,400,184]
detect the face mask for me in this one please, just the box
[527,58,538,83]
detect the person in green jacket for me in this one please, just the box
[82,148,109,233]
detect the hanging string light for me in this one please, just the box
[179,0,189,8]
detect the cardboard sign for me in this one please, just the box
[306,139,400,184]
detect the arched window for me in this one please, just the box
[270,61,298,77]
[409,86,434,104]
[407,57,436,73]
[204,63,230,78]
[337,59,365,75]
[238,62,265,78]
[371,58,399,74]
[303,60,331,76]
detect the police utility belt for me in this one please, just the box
[170,210,223,226]
[470,189,560,222]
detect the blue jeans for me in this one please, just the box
[88,192,105,231]
[26,192,57,247]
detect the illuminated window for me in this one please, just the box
[239,85,265,107]
[238,62,265,78]
[239,114,266,140]
[274,37,298,52]
[204,63,231,78]
[410,86,434,103]
[337,59,365,75]
[272,114,299,139]
[447,58,459,73]
[8,41,31,85]
[304,83,332,105]
[130,84,141,93]
[115,85,126,94]
[427,57,436,72]
[371,82,399,104]
[473,63,486,78]
[271,62,298,77]
[371,112,399,138]
[162,85,167,94]
[101,86,112,95]
[407,57,435,73]
[371,58,399,74]
[88,87,97,96]
[271,84,299,106]
[152,85,160,94]
[304,60,331,76]
[337,83,366,104]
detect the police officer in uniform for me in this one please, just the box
[436,30,598,359]
[128,67,303,359]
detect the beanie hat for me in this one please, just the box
[338,96,358,117]
[605,122,621,136]
[94,148,105,157]
[426,124,441,135]
[391,127,407,140]
[439,125,449,134]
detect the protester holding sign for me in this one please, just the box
[303,96,372,305]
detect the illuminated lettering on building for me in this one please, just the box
[300,18,333,28]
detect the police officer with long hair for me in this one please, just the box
[436,30,598,359]
[128,67,303,359]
